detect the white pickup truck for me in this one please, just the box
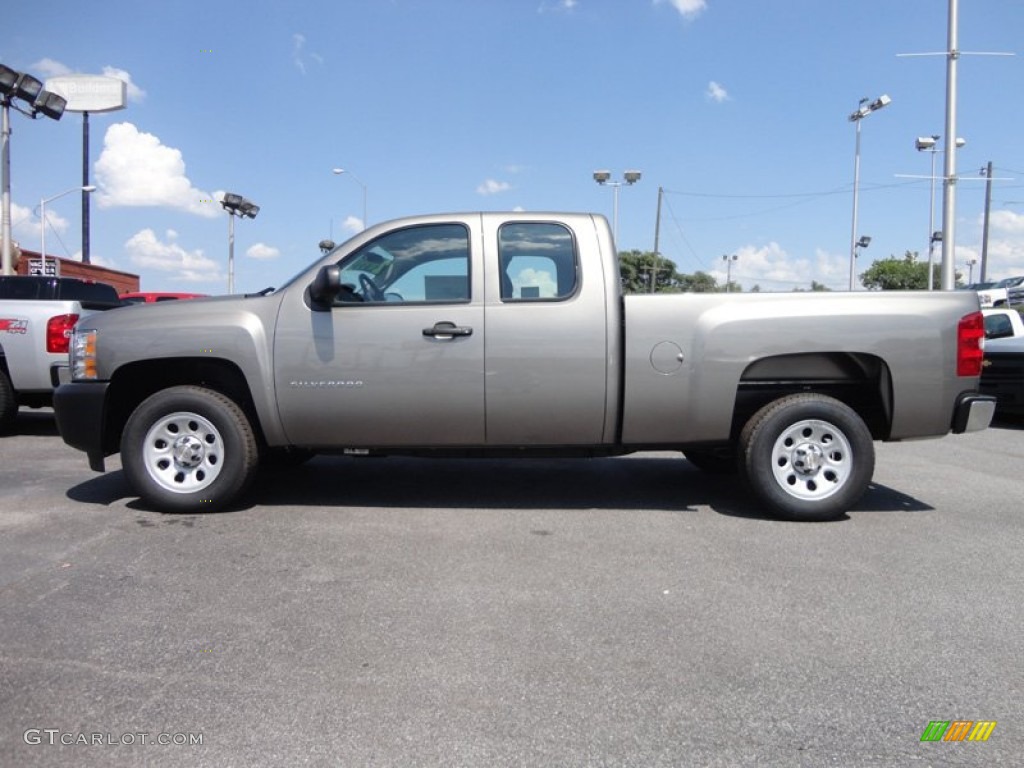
[54,212,996,521]
[0,276,121,433]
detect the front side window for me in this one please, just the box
[498,222,577,301]
[335,223,470,304]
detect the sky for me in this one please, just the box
[2,0,1023,294]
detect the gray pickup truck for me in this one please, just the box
[0,276,121,433]
[54,212,995,520]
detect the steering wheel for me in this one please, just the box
[359,274,385,302]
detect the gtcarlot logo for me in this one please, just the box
[23,729,203,746]
[920,720,996,742]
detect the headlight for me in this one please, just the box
[71,329,98,380]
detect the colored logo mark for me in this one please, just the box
[920,720,996,742]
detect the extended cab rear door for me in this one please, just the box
[480,215,616,445]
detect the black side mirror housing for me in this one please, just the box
[309,265,342,307]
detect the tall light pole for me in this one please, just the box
[722,253,738,293]
[1,63,67,276]
[966,256,977,284]
[939,0,961,291]
[220,192,259,294]
[40,185,95,276]
[332,168,367,231]
[848,94,891,290]
[915,134,964,290]
[593,170,641,245]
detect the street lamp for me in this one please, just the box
[1,63,68,276]
[39,185,95,276]
[220,192,259,294]
[848,94,891,290]
[332,168,367,231]
[722,253,738,293]
[593,170,641,245]
[966,256,977,285]
[915,134,964,290]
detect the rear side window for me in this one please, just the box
[498,222,577,301]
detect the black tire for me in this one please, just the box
[683,447,737,474]
[0,368,16,435]
[738,394,874,522]
[121,386,259,513]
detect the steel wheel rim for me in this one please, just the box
[142,411,225,493]
[770,418,853,502]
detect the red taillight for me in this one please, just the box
[46,314,79,354]
[957,311,985,377]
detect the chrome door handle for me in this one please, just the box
[423,322,473,339]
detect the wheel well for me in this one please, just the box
[102,358,265,455]
[733,352,892,441]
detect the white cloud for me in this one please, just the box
[706,81,730,103]
[124,228,221,283]
[8,201,69,253]
[477,179,511,196]
[246,243,280,260]
[654,0,707,19]
[101,66,146,103]
[95,122,219,218]
[293,33,307,75]
[336,216,364,236]
[292,33,323,74]
[538,0,578,12]
[712,242,853,291]
[31,58,72,78]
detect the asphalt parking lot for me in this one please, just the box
[1,408,1022,767]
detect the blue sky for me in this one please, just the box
[2,0,1022,293]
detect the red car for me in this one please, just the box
[119,292,207,305]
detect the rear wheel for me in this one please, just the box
[738,394,874,522]
[0,369,16,435]
[121,386,258,512]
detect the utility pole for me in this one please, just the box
[980,160,993,283]
[652,186,663,294]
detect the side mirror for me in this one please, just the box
[309,265,342,306]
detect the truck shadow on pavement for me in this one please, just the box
[67,454,933,521]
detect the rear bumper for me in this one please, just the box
[951,392,997,434]
[53,381,110,471]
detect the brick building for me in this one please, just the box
[13,248,139,294]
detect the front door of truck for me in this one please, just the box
[273,220,485,447]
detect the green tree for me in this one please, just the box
[678,270,720,293]
[860,251,944,290]
[618,250,683,293]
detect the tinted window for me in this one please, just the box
[498,222,577,301]
[334,223,470,304]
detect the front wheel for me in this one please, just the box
[738,394,874,522]
[121,386,259,512]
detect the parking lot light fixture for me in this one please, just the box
[592,169,642,245]
[1,62,68,276]
[220,192,259,294]
[332,168,367,231]
[848,94,890,290]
